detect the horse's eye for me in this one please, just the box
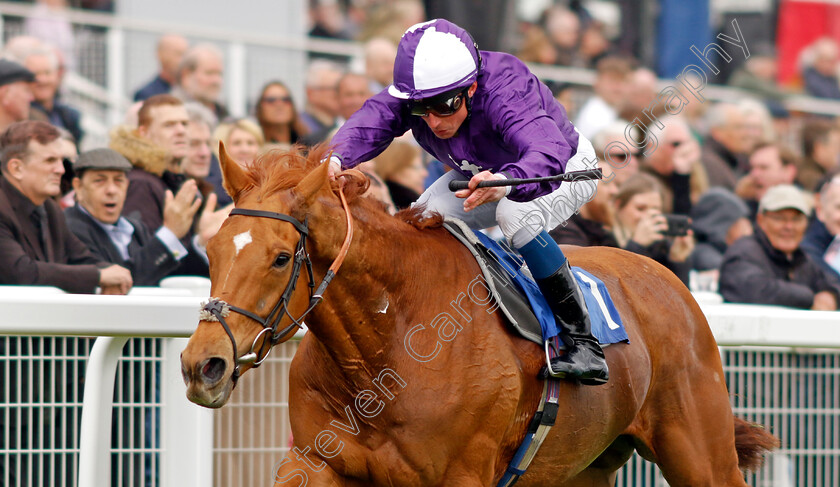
[273,253,291,268]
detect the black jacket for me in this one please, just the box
[719,228,840,308]
[385,180,421,210]
[549,214,619,248]
[30,98,84,144]
[64,205,180,286]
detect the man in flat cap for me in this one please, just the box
[65,148,202,285]
[720,184,840,309]
[0,58,35,133]
[0,121,133,293]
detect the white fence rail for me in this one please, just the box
[0,286,838,486]
[1,287,212,487]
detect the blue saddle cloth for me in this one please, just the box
[473,231,629,345]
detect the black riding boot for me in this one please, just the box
[536,260,609,385]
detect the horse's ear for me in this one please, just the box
[219,141,248,202]
[293,157,330,204]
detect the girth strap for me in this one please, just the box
[496,377,561,486]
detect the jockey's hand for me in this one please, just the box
[326,156,342,181]
[456,171,507,212]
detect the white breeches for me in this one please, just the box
[414,134,598,248]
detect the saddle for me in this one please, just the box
[443,219,628,346]
[444,219,545,344]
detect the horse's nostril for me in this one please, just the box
[200,357,227,384]
[181,362,190,385]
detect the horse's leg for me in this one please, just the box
[271,451,345,487]
[559,467,618,487]
[440,474,491,487]
[630,335,748,486]
[440,444,504,487]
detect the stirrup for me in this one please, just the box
[543,338,564,377]
[544,340,556,376]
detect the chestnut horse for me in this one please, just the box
[181,145,777,486]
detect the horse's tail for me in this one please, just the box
[733,416,780,471]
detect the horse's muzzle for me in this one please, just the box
[180,353,234,408]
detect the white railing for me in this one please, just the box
[1,287,212,487]
[0,286,838,486]
[701,301,840,349]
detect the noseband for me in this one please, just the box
[200,183,354,382]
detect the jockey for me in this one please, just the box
[328,19,608,385]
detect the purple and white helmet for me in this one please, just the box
[387,19,481,101]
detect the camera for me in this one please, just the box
[662,214,691,237]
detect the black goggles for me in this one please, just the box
[409,88,468,117]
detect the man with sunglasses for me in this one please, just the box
[329,19,606,385]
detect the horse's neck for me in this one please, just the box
[305,217,470,384]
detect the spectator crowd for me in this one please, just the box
[1,0,840,316]
[1,2,840,486]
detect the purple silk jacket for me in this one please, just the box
[330,51,580,202]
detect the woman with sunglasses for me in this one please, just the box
[329,19,606,385]
[255,80,310,148]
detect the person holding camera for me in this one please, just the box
[612,173,695,285]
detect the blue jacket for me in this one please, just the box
[133,75,172,102]
[330,51,580,202]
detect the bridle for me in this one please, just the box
[200,181,354,382]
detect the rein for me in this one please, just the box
[200,181,354,382]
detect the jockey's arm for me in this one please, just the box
[497,121,575,203]
[328,91,410,171]
[486,90,576,203]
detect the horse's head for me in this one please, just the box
[181,143,365,408]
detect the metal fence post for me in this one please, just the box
[106,25,126,129]
[227,41,247,118]
[77,336,130,487]
[160,337,214,487]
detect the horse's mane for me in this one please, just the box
[395,206,444,229]
[241,144,444,231]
